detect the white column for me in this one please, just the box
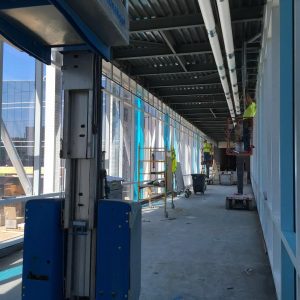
[119,99,124,178]
[43,52,62,193]
[33,60,43,195]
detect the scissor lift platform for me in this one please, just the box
[226,194,255,210]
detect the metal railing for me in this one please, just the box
[0,192,62,253]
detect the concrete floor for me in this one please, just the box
[0,250,22,300]
[0,185,276,300]
[140,185,276,300]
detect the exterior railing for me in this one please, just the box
[0,193,62,252]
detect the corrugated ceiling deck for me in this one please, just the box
[112,0,265,141]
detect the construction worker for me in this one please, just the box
[202,140,212,177]
[243,94,257,152]
[171,146,177,173]
[209,143,214,164]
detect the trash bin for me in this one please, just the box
[191,174,206,194]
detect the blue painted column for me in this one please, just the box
[164,113,170,151]
[174,121,179,159]
[280,1,296,299]
[280,0,295,236]
[281,243,296,300]
[133,97,144,201]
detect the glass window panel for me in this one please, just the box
[1,43,35,195]
[110,98,121,177]
[122,105,132,181]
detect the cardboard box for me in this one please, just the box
[220,173,234,185]
[4,206,17,219]
[0,214,5,226]
[5,217,24,229]
[4,206,25,229]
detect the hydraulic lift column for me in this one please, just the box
[22,50,141,300]
[61,51,103,299]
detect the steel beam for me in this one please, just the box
[129,6,263,33]
[170,102,226,107]
[149,77,220,89]
[155,79,255,90]
[0,0,49,9]
[181,112,228,116]
[131,64,215,76]
[50,0,113,60]
[0,14,51,64]
[193,119,225,122]
[170,105,228,111]
[160,89,224,97]
[130,64,258,76]
[130,39,165,48]
[193,124,227,127]
[160,31,187,72]
[188,118,228,121]
[113,43,260,60]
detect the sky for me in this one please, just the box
[3,43,35,81]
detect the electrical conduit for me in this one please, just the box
[216,0,241,115]
[198,0,235,122]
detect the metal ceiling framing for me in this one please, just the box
[112,0,265,141]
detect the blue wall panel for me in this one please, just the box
[280,0,295,239]
[280,1,296,298]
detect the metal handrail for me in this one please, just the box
[0,192,63,206]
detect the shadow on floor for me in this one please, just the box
[140,185,276,300]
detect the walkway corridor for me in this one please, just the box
[140,185,276,300]
[1,185,276,300]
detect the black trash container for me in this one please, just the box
[191,174,206,194]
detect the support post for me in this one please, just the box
[236,155,245,195]
[43,52,62,193]
[33,60,43,195]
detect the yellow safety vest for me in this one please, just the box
[243,102,257,119]
[203,142,211,153]
[171,147,177,173]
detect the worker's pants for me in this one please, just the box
[203,152,211,163]
[243,119,251,151]
[203,152,211,178]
